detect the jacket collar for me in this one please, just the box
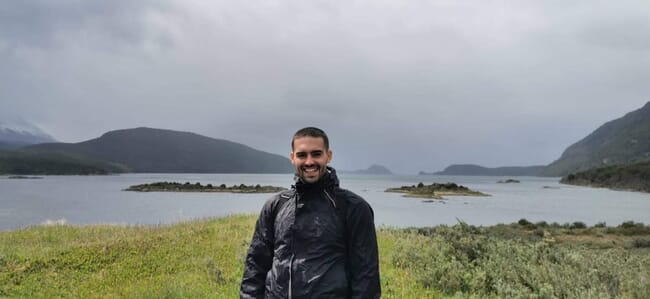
[293,166,339,193]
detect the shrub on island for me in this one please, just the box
[385,182,489,199]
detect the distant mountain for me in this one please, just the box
[0,119,56,149]
[542,101,650,177]
[0,150,130,175]
[25,127,293,173]
[341,164,393,175]
[427,164,545,176]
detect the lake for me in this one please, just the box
[1,173,649,231]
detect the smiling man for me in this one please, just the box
[241,127,381,299]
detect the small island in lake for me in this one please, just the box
[542,186,560,189]
[385,182,489,199]
[125,181,287,193]
[497,179,520,183]
[8,175,43,179]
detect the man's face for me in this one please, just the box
[290,136,332,184]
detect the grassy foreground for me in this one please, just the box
[2,216,650,298]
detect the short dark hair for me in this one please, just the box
[291,127,329,150]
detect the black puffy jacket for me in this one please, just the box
[240,168,381,298]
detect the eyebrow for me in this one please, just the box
[295,150,324,156]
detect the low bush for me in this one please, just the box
[607,221,650,236]
[570,221,587,229]
[517,218,532,226]
[535,221,548,228]
[392,223,650,298]
[631,238,650,249]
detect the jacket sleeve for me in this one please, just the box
[240,199,276,299]
[347,199,381,299]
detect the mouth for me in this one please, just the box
[301,165,320,176]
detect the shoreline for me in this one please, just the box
[3,213,648,233]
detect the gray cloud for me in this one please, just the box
[2,0,649,174]
[0,0,170,49]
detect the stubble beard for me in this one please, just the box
[298,163,325,184]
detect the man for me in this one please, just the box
[240,127,381,299]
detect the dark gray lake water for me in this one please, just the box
[1,173,649,230]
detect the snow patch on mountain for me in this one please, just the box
[0,118,57,146]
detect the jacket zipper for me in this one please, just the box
[289,191,336,298]
[323,190,336,208]
[289,254,294,299]
[289,192,298,299]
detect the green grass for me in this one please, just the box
[1,217,253,298]
[2,216,649,298]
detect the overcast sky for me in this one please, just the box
[2,0,649,174]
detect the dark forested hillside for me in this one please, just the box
[26,127,293,173]
[0,150,130,175]
[560,161,650,193]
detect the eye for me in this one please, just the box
[295,152,308,159]
[310,151,323,158]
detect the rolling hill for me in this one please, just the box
[25,127,293,173]
[542,101,650,176]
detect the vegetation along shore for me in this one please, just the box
[1,216,649,298]
[125,181,287,193]
[561,161,650,193]
[385,182,489,199]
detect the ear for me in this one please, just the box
[326,149,333,163]
[289,151,296,165]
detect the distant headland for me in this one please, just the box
[421,164,545,176]
[340,164,393,175]
[560,161,650,193]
